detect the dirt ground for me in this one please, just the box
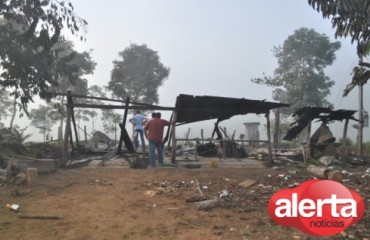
[0,158,369,240]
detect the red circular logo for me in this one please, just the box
[268,180,365,236]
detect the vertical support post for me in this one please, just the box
[266,112,273,166]
[273,108,280,149]
[306,121,312,165]
[171,111,177,163]
[342,118,350,165]
[195,140,198,161]
[62,99,72,166]
[358,85,363,157]
[84,125,87,142]
[343,118,349,140]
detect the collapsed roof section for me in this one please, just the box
[175,94,290,124]
[283,106,359,141]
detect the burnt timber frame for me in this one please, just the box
[283,107,360,164]
[60,91,289,167]
[60,90,175,166]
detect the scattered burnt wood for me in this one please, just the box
[120,153,150,169]
[186,195,209,203]
[19,215,61,220]
[195,198,223,210]
[197,142,218,157]
[306,165,344,183]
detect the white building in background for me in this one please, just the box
[243,122,260,147]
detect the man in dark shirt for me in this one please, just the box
[144,112,173,167]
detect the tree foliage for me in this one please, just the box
[308,0,370,95]
[101,109,121,143]
[252,28,340,115]
[0,0,87,113]
[87,85,107,132]
[29,104,57,142]
[0,87,13,121]
[45,40,96,138]
[107,44,170,104]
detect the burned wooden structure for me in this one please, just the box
[60,90,174,166]
[172,94,289,164]
[283,107,360,163]
[61,91,289,166]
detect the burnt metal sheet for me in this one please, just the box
[283,107,359,141]
[175,94,289,124]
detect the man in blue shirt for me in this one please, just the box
[129,110,148,152]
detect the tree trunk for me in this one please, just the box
[59,97,65,140]
[9,96,17,129]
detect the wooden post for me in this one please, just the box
[171,111,177,163]
[84,125,87,142]
[266,112,273,166]
[342,118,350,165]
[273,108,280,149]
[27,168,38,186]
[62,100,72,166]
[343,118,349,140]
[195,140,198,161]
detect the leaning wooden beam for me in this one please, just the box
[117,98,129,155]
[73,103,175,111]
[68,91,80,148]
[117,97,135,154]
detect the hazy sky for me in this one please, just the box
[14,0,368,142]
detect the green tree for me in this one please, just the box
[46,40,96,139]
[11,125,32,144]
[29,105,57,142]
[107,43,170,104]
[87,85,107,132]
[0,0,87,113]
[101,110,121,145]
[308,0,370,95]
[251,28,341,115]
[0,87,13,122]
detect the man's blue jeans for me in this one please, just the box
[149,140,163,167]
[134,129,146,151]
